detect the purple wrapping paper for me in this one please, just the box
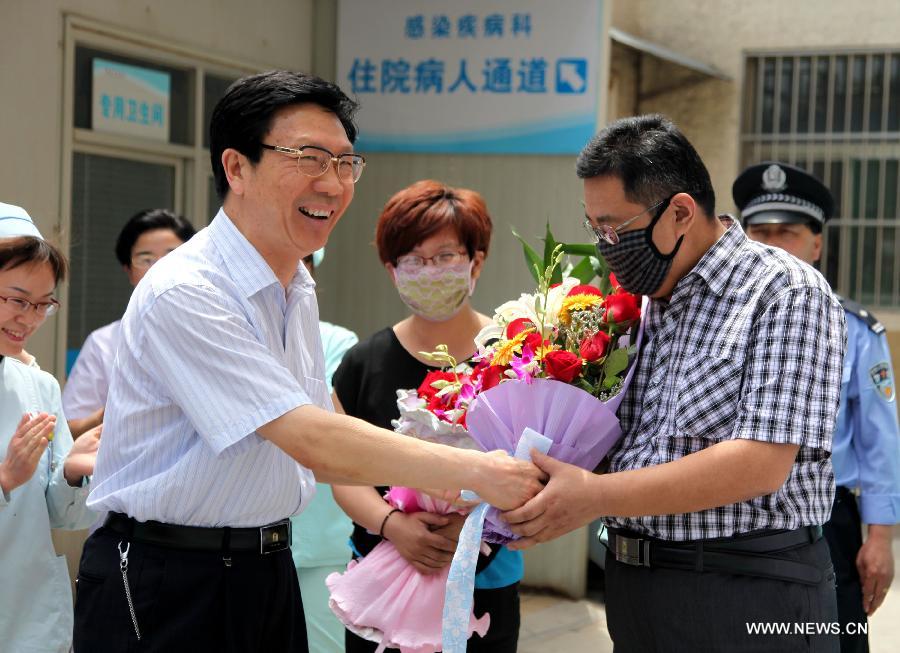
[464,299,647,544]
[465,379,624,544]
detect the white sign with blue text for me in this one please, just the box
[337,0,602,154]
[92,59,170,142]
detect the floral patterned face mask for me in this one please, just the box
[393,260,475,322]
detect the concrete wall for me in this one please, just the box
[610,0,900,215]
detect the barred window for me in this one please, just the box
[741,51,900,307]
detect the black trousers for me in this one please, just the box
[344,582,520,653]
[73,525,308,652]
[605,537,838,652]
[822,488,870,653]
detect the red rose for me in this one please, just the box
[567,284,603,297]
[426,393,448,415]
[478,364,507,391]
[523,331,544,353]
[506,317,536,339]
[605,292,641,325]
[542,350,583,383]
[609,273,621,290]
[417,371,457,401]
[579,331,611,362]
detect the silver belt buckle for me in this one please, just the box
[259,519,291,554]
[615,534,650,567]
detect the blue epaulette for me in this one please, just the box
[837,295,885,335]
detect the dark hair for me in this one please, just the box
[209,70,359,200]
[576,114,716,217]
[0,236,69,284]
[376,180,493,265]
[115,209,196,266]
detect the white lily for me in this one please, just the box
[474,323,504,351]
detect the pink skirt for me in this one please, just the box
[326,539,490,653]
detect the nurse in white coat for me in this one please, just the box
[0,203,99,652]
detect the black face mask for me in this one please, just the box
[595,196,683,297]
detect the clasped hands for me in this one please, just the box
[502,449,601,550]
[412,449,597,557]
[0,413,101,496]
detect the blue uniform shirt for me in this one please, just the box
[832,303,900,524]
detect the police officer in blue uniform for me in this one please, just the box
[735,162,900,653]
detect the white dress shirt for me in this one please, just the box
[62,320,121,419]
[88,209,327,527]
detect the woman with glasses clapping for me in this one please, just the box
[0,203,99,653]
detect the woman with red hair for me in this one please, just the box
[332,180,522,652]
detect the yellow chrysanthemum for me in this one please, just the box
[492,330,529,366]
[533,343,558,360]
[558,294,603,325]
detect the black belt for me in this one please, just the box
[608,526,825,586]
[104,512,291,554]
[835,485,856,501]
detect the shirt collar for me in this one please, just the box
[678,215,747,298]
[209,208,314,298]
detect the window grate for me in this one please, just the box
[742,50,900,308]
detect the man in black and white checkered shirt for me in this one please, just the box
[505,115,846,652]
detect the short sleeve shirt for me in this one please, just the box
[604,220,847,541]
[831,307,900,524]
[62,320,121,419]
[87,209,329,527]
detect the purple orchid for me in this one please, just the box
[510,344,539,384]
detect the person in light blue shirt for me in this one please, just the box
[0,204,99,652]
[737,161,900,653]
[292,248,358,653]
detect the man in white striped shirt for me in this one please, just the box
[73,71,545,653]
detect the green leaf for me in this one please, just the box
[542,222,557,267]
[559,243,597,257]
[602,347,630,379]
[576,377,595,394]
[601,375,620,390]
[568,257,596,284]
[590,255,613,294]
[512,227,543,284]
[542,223,563,285]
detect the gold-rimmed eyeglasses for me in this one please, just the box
[0,294,59,317]
[583,195,674,246]
[260,143,366,184]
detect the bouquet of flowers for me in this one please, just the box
[396,248,644,543]
[328,237,645,653]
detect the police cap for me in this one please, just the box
[732,162,835,233]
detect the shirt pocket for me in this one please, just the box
[674,353,745,441]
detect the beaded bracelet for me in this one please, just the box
[379,508,401,538]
